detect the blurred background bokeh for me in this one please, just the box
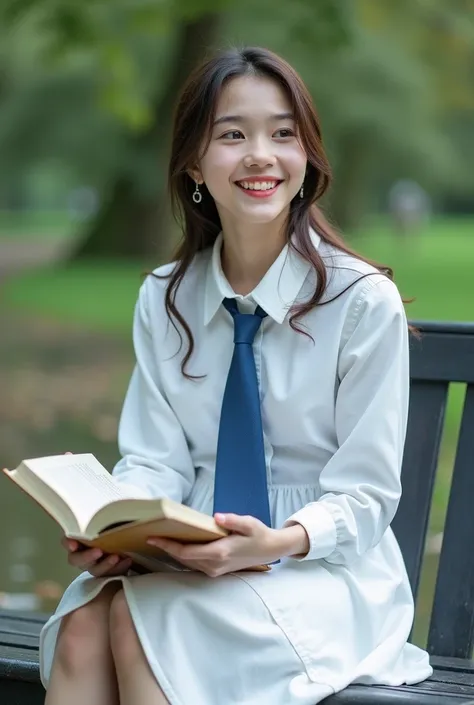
[0,0,473,646]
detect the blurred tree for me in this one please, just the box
[240,0,474,229]
[0,0,353,259]
[318,0,474,228]
[1,0,224,259]
[1,0,473,249]
[225,0,474,229]
[73,11,221,260]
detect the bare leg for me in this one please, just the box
[109,589,170,705]
[45,582,121,705]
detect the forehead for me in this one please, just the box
[215,75,292,119]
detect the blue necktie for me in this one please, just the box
[213,298,272,527]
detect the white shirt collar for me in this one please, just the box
[203,228,321,325]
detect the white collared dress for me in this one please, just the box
[40,233,432,705]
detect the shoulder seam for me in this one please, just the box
[342,275,394,346]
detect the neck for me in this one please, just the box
[220,217,288,296]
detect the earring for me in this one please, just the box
[299,183,304,199]
[193,181,202,204]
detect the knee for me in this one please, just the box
[109,589,142,664]
[54,600,110,675]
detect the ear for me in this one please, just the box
[188,167,203,185]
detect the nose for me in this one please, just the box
[243,136,276,169]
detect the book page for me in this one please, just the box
[25,454,131,532]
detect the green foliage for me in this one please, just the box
[0,2,176,193]
[223,0,354,55]
[0,0,473,233]
[1,0,351,128]
[1,0,174,129]
[224,0,474,222]
[318,3,472,190]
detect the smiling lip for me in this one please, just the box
[235,179,283,199]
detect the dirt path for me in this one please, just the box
[0,238,68,279]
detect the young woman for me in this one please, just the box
[39,46,432,705]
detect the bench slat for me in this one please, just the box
[429,669,474,686]
[326,680,474,704]
[0,611,50,624]
[0,623,43,637]
[1,629,474,704]
[428,384,474,658]
[409,331,474,384]
[0,634,39,649]
[392,379,448,597]
[0,647,42,682]
[430,656,474,674]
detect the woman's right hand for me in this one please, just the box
[62,537,133,577]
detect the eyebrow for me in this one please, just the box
[213,112,295,126]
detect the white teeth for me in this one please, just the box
[238,181,278,191]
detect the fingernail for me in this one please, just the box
[108,555,119,565]
[146,539,158,545]
[215,513,225,522]
[92,549,103,559]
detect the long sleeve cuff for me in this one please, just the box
[283,502,337,561]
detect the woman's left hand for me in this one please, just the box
[146,513,309,577]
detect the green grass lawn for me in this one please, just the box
[4,216,473,329]
[4,261,145,333]
[353,216,474,322]
[0,210,76,239]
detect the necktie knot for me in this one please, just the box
[223,298,267,345]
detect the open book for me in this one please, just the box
[3,454,270,573]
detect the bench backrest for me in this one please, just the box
[392,321,474,659]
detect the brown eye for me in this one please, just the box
[275,128,294,138]
[221,130,244,140]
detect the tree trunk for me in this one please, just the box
[73,13,220,262]
[328,130,377,233]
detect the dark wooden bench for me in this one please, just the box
[2,320,474,704]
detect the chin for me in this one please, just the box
[236,204,289,225]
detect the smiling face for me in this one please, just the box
[193,75,307,230]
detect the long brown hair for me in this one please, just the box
[157,46,393,377]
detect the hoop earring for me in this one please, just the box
[193,182,202,204]
[299,183,304,199]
